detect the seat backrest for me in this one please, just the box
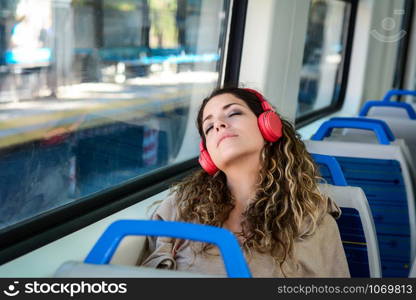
[382,89,416,102]
[358,91,416,119]
[318,183,381,277]
[359,117,416,172]
[366,105,416,119]
[311,153,347,186]
[54,261,223,278]
[56,219,251,278]
[335,127,416,181]
[306,138,415,277]
[84,220,251,278]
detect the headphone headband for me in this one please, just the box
[243,88,273,112]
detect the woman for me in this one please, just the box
[139,87,350,277]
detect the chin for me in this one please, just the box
[215,147,259,169]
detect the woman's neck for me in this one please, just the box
[224,155,261,210]
[223,166,259,234]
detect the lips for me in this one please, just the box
[217,134,238,147]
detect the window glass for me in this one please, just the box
[0,0,229,230]
[297,0,349,117]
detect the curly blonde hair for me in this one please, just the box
[171,87,330,264]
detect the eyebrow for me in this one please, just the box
[202,103,245,124]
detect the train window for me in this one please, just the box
[0,0,230,230]
[296,0,353,120]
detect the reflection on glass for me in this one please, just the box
[297,0,349,117]
[0,0,229,230]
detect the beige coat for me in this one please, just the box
[139,195,350,278]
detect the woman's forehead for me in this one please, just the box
[203,93,248,116]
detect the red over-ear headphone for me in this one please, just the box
[199,88,282,175]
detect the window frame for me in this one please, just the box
[393,0,415,98]
[295,0,358,129]
[0,0,248,265]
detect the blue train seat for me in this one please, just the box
[329,117,416,177]
[312,154,381,277]
[383,89,416,101]
[358,97,416,168]
[306,119,416,277]
[55,220,251,278]
[359,100,416,120]
[359,89,416,119]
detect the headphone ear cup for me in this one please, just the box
[199,142,219,175]
[258,111,283,142]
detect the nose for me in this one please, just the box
[214,119,228,132]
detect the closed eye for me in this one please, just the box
[204,111,242,135]
[229,111,242,117]
[205,125,213,135]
